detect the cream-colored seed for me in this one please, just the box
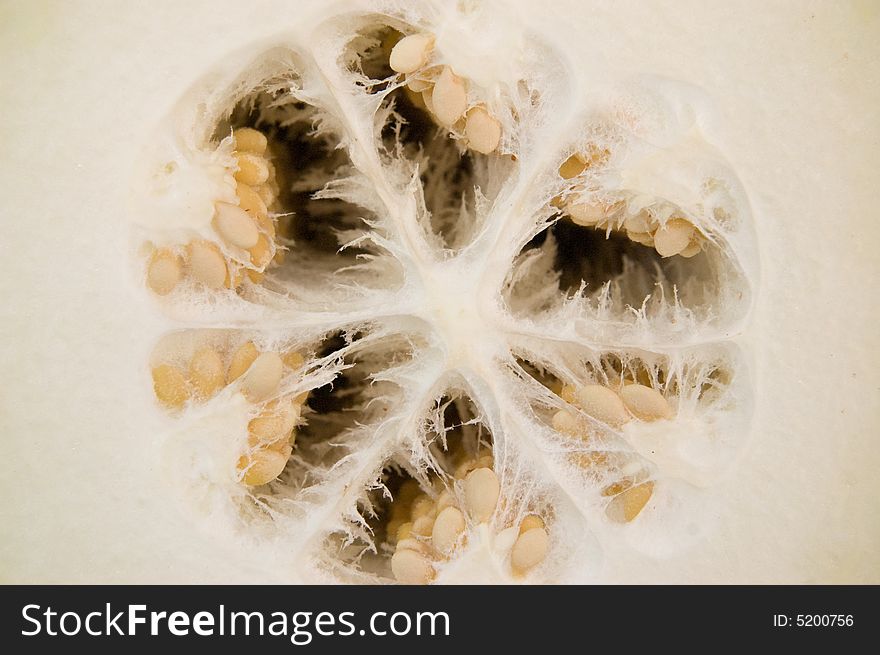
[465,106,501,154]
[188,347,224,399]
[282,350,305,369]
[519,514,545,535]
[255,212,276,240]
[567,202,606,226]
[279,397,303,429]
[653,218,695,257]
[186,240,227,289]
[248,413,289,446]
[558,154,587,179]
[463,467,500,523]
[240,351,283,402]
[213,202,259,249]
[146,249,182,295]
[421,89,435,115]
[623,212,652,234]
[679,239,702,258]
[249,234,273,268]
[510,527,550,573]
[619,384,673,421]
[410,495,435,520]
[575,384,631,427]
[551,409,580,437]
[390,33,434,74]
[152,364,189,409]
[407,77,432,93]
[559,385,577,404]
[239,443,291,486]
[391,548,433,585]
[431,67,468,126]
[411,515,435,537]
[627,231,655,247]
[232,127,268,155]
[235,183,268,218]
[271,433,295,452]
[436,490,455,512]
[227,341,260,383]
[256,183,276,207]
[432,506,466,554]
[234,152,270,186]
[606,481,654,522]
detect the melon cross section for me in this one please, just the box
[134,10,755,584]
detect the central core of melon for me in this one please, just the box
[417,258,500,372]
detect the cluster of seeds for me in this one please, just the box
[145,127,284,295]
[551,380,672,521]
[151,339,307,486]
[555,146,704,258]
[569,205,703,259]
[387,449,550,584]
[389,33,503,154]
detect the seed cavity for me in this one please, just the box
[515,348,741,527]
[143,124,289,296]
[149,331,311,489]
[503,203,729,330]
